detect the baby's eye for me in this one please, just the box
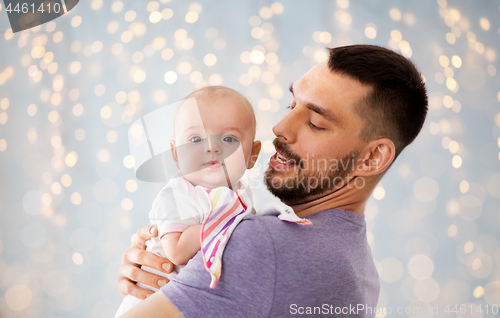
[189,136,202,143]
[223,136,238,143]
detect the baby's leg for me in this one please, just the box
[115,262,178,317]
[115,240,179,318]
[115,294,143,318]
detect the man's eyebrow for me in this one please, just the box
[306,103,342,126]
[289,83,343,127]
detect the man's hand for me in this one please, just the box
[118,225,174,299]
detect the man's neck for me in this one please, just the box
[286,175,373,218]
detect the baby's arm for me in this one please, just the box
[161,224,202,265]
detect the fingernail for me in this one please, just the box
[158,280,167,287]
[149,226,155,235]
[146,293,153,298]
[162,263,173,272]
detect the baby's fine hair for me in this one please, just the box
[177,86,257,139]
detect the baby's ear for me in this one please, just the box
[247,140,261,169]
[170,140,180,170]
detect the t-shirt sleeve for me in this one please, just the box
[161,216,275,318]
[150,182,202,238]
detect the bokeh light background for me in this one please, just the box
[1,0,500,317]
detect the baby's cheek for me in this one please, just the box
[225,146,247,180]
[239,141,255,165]
[176,142,207,174]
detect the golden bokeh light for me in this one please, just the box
[0,2,498,316]
[65,152,79,167]
[71,192,82,205]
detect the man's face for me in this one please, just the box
[264,61,372,204]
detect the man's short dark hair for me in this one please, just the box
[328,45,428,160]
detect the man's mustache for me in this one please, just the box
[272,138,303,168]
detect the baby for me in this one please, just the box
[115,86,261,317]
[116,86,310,317]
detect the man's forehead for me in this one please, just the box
[292,67,329,108]
[293,62,372,102]
[297,62,337,89]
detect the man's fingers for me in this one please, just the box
[123,265,170,290]
[118,225,174,297]
[133,225,158,248]
[128,248,174,274]
[119,279,154,300]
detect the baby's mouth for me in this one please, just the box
[203,160,223,169]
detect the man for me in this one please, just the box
[117,45,428,317]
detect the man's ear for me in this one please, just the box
[170,140,180,170]
[246,140,261,169]
[354,138,395,177]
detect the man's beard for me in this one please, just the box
[264,138,359,204]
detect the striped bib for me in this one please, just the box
[200,186,251,289]
[199,186,312,289]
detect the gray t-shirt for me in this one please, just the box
[161,209,380,317]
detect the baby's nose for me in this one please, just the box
[206,147,220,153]
[206,138,221,154]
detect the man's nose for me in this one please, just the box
[272,108,299,144]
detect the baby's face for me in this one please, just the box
[172,94,256,189]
